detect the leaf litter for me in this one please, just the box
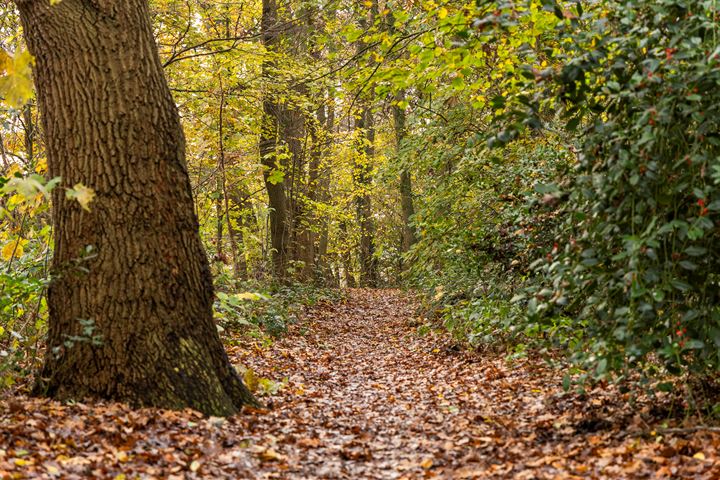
[1,289,719,478]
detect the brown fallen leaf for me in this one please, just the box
[297,437,321,448]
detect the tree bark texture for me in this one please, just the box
[18,0,257,416]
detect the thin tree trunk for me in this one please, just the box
[218,78,242,278]
[354,108,379,287]
[23,102,34,165]
[215,176,225,262]
[353,1,379,287]
[229,186,253,279]
[18,0,257,416]
[260,0,291,281]
[394,91,416,255]
[317,97,334,284]
[339,221,356,288]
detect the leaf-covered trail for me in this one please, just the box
[1,289,719,479]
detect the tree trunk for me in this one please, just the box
[229,186,253,279]
[316,97,334,285]
[339,221,356,288]
[308,90,337,285]
[217,78,242,278]
[393,92,416,255]
[260,0,291,281]
[23,102,34,165]
[352,2,379,288]
[215,175,225,262]
[354,108,379,287]
[281,103,312,280]
[18,0,257,416]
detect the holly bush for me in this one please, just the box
[514,0,720,383]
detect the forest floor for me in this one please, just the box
[1,289,720,479]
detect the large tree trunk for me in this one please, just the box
[18,0,257,416]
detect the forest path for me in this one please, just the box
[228,289,708,479]
[1,289,716,479]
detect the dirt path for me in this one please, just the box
[1,289,719,479]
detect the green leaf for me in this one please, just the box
[266,169,285,185]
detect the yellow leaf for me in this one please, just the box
[236,292,261,300]
[258,448,284,462]
[115,451,128,462]
[420,458,434,469]
[66,183,95,211]
[243,368,259,392]
[438,7,448,19]
[2,239,23,261]
[693,452,706,460]
[6,163,20,176]
[35,158,47,174]
[0,49,34,108]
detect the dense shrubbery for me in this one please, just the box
[516,0,720,384]
[0,172,53,389]
[404,101,571,350]
[404,0,720,398]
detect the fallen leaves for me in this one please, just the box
[1,290,720,478]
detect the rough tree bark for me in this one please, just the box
[23,103,34,165]
[18,0,257,416]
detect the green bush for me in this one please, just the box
[514,0,720,384]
